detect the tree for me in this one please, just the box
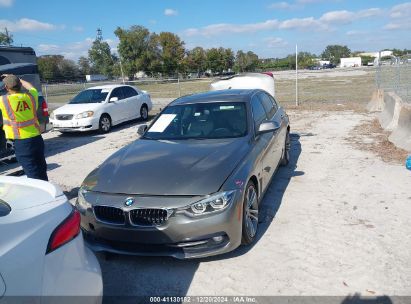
[286,52,316,69]
[206,48,224,74]
[78,56,92,75]
[185,47,206,74]
[223,48,235,71]
[321,45,351,65]
[234,50,259,72]
[59,59,80,80]
[37,55,64,81]
[115,25,156,78]
[0,28,13,46]
[360,55,375,66]
[88,38,117,77]
[37,55,81,82]
[158,32,185,77]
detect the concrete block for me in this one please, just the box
[389,102,411,152]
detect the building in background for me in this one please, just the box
[340,57,362,68]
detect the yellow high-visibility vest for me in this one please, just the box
[0,88,41,140]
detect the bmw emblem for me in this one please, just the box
[124,197,135,207]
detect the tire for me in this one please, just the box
[99,114,111,133]
[241,181,259,245]
[280,131,290,166]
[140,104,149,121]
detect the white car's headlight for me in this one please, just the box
[50,112,55,120]
[179,190,236,217]
[75,111,94,119]
[77,187,92,211]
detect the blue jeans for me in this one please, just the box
[14,135,48,181]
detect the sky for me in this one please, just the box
[1,0,410,61]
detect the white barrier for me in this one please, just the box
[389,102,411,152]
[366,89,384,112]
[378,92,402,131]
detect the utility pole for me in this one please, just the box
[295,44,299,106]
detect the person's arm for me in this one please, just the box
[1,74,34,90]
[19,78,34,90]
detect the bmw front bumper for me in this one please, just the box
[77,191,244,259]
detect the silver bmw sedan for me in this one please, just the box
[76,89,290,259]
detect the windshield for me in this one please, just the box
[143,102,248,140]
[69,89,109,104]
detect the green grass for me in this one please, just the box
[44,71,377,106]
[276,72,376,105]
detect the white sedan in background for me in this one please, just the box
[0,176,102,302]
[50,84,152,133]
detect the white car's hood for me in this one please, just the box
[0,176,64,210]
[53,103,102,115]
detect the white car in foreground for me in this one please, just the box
[0,176,102,301]
[50,84,152,133]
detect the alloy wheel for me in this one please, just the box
[245,184,259,239]
[100,116,111,132]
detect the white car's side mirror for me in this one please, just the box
[109,97,119,103]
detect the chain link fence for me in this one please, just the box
[376,56,411,103]
[42,78,213,106]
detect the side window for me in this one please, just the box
[259,92,277,119]
[110,87,124,100]
[251,95,268,131]
[269,95,279,112]
[122,86,138,98]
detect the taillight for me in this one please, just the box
[42,100,49,117]
[46,209,80,254]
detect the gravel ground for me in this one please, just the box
[1,106,410,302]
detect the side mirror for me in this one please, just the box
[141,90,148,94]
[137,124,148,136]
[258,121,280,134]
[109,97,119,103]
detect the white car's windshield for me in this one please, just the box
[143,102,248,140]
[69,89,109,104]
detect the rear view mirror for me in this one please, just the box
[109,97,119,103]
[258,121,280,134]
[137,124,148,136]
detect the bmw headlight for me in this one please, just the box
[75,111,94,119]
[76,187,92,211]
[50,111,55,120]
[180,190,236,216]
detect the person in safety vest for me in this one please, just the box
[0,74,48,181]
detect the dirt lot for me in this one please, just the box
[2,68,410,302]
[2,106,410,302]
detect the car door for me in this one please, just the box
[121,86,141,119]
[258,92,283,167]
[0,272,5,298]
[107,87,127,124]
[250,95,272,193]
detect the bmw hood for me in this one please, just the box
[83,137,251,196]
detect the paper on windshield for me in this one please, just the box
[149,114,176,132]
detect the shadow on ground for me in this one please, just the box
[44,115,154,159]
[100,133,303,301]
[202,132,303,261]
